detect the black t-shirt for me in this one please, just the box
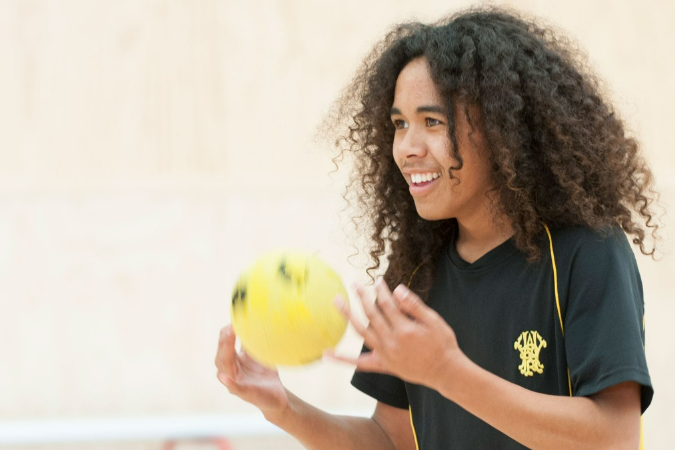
[351,226,653,449]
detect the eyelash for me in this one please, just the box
[392,118,442,129]
[393,120,407,129]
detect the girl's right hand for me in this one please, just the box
[215,325,289,418]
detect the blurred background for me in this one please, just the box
[0,0,672,449]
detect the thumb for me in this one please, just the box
[354,351,386,374]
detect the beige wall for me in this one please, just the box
[0,1,673,449]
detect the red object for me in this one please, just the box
[162,437,234,450]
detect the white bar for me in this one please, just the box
[0,410,370,445]
[0,414,280,445]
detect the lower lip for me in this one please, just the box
[409,178,438,195]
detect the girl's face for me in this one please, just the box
[391,57,494,224]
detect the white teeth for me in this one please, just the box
[411,172,440,184]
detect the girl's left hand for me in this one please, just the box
[328,278,463,388]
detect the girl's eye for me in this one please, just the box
[393,119,408,130]
[426,118,441,127]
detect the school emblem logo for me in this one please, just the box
[514,331,547,376]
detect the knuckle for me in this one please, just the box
[399,326,414,338]
[382,338,396,352]
[406,295,421,309]
[378,297,394,311]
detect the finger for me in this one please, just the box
[217,371,244,395]
[323,349,359,366]
[354,282,389,338]
[373,278,407,328]
[353,351,385,373]
[393,284,434,323]
[240,350,277,374]
[217,371,270,404]
[215,325,239,379]
[217,371,235,388]
[334,294,379,349]
[239,349,264,372]
[324,349,384,374]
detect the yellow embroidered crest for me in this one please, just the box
[514,331,547,376]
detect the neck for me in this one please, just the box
[455,213,514,264]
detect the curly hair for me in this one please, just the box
[326,6,660,299]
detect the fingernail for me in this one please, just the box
[394,284,410,298]
[333,296,345,310]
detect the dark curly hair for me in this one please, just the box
[326,6,660,299]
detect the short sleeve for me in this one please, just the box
[351,345,409,409]
[563,228,653,413]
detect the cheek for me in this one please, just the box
[460,159,493,195]
[391,137,403,162]
[429,137,455,166]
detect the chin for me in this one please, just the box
[414,205,453,221]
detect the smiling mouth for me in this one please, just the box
[410,172,441,185]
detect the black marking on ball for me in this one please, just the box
[232,283,247,311]
[278,260,291,281]
[278,257,309,289]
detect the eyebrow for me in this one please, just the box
[390,105,447,116]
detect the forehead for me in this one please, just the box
[393,57,443,106]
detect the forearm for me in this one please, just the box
[434,354,640,450]
[264,390,397,450]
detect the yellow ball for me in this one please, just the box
[230,250,349,367]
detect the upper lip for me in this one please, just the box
[402,169,441,175]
